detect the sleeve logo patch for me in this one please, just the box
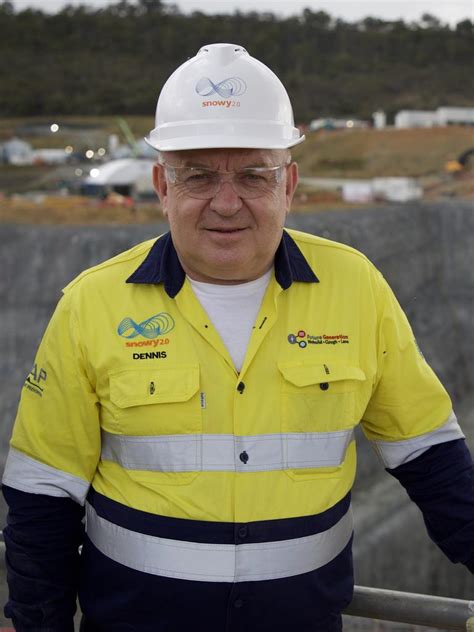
[23,364,47,397]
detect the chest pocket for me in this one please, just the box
[108,364,202,436]
[279,362,366,433]
[278,362,365,482]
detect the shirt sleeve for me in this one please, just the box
[2,486,85,631]
[387,439,474,572]
[361,269,464,468]
[3,288,101,497]
[361,270,473,571]
[2,288,101,630]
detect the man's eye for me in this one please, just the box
[183,171,215,184]
[239,172,268,184]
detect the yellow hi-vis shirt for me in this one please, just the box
[3,229,462,608]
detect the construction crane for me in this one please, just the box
[116,117,140,157]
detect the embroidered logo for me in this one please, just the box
[287,330,308,348]
[117,312,175,340]
[24,364,47,397]
[288,330,350,349]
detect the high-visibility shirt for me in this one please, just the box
[3,229,466,631]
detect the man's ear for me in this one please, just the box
[153,163,168,217]
[285,161,299,213]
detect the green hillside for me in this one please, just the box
[0,2,472,121]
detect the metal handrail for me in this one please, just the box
[344,585,474,631]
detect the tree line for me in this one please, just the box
[0,0,472,123]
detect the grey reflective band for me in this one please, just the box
[85,502,353,582]
[101,429,354,473]
[2,448,90,504]
[370,411,464,469]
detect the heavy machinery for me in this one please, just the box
[445,147,474,173]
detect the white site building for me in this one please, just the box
[372,111,387,129]
[436,107,474,126]
[82,158,156,198]
[341,177,423,204]
[1,137,34,165]
[395,106,474,129]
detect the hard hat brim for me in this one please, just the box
[145,119,305,152]
[144,135,305,152]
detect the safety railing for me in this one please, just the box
[344,586,474,630]
[0,531,472,630]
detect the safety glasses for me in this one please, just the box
[160,160,291,199]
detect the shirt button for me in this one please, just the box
[234,598,244,608]
[320,382,329,391]
[239,451,249,464]
[238,526,248,538]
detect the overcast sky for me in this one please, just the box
[9,0,474,25]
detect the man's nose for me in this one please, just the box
[208,179,243,214]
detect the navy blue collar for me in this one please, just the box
[126,230,319,298]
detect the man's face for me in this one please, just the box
[153,148,298,284]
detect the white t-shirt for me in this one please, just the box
[188,269,272,372]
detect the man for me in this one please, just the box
[2,43,473,632]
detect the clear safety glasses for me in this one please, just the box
[160,160,291,200]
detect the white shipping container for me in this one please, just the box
[436,107,474,126]
[373,177,423,202]
[342,182,374,203]
[394,111,438,129]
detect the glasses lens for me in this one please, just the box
[166,164,286,200]
[233,169,281,198]
[178,168,219,197]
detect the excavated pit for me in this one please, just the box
[1,200,473,628]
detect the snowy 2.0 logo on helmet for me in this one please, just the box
[195,77,247,98]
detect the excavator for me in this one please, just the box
[445,147,474,173]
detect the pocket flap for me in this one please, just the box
[109,365,200,408]
[278,362,365,387]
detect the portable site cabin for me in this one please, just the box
[81,158,156,199]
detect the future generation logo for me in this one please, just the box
[288,330,308,348]
[288,329,350,349]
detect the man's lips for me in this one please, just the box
[204,227,248,233]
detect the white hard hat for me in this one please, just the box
[146,43,305,151]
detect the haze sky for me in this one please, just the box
[9,0,474,26]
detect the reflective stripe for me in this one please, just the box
[2,448,90,504]
[85,502,353,582]
[101,429,354,472]
[371,411,464,469]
